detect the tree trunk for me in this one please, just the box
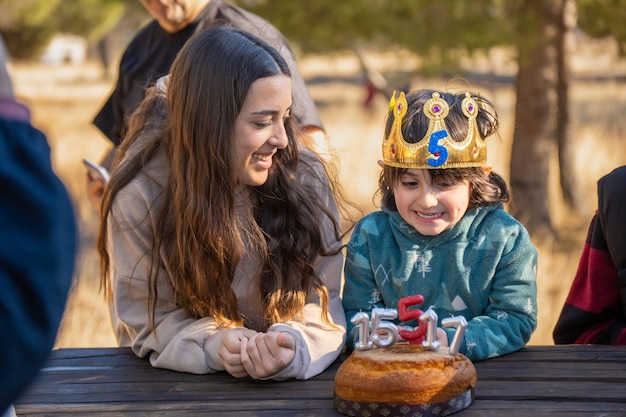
[556,0,582,213]
[509,0,561,238]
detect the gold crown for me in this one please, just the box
[382,91,487,169]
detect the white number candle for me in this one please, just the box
[419,307,439,351]
[442,316,468,355]
[370,308,398,348]
[351,312,373,350]
[350,296,469,355]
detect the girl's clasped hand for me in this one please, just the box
[219,329,296,379]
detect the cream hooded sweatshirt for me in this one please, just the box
[106,142,346,380]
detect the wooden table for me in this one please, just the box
[14,345,626,416]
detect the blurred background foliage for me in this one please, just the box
[577,0,626,53]
[0,0,624,236]
[0,0,145,59]
[0,0,624,61]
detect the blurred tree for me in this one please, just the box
[243,0,616,237]
[556,0,580,215]
[0,0,62,59]
[0,0,145,60]
[240,1,514,64]
[509,0,561,237]
[578,0,626,54]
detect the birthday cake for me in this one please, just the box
[334,344,476,417]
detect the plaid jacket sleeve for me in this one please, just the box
[553,166,626,345]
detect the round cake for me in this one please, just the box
[334,344,476,417]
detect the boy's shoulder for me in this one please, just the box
[471,204,532,241]
[356,210,389,228]
[477,204,523,227]
[351,210,402,240]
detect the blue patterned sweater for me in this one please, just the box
[342,203,538,361]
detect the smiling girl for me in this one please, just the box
[342,89,538,361]
[97,26,347,380]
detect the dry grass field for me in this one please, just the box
[7,46,626,350]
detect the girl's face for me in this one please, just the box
[393,169,471,236]
[234,74,292,186]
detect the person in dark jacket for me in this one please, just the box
[0,36,77,415]
[553,166,626,345]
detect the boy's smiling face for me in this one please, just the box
[393,168,471,236]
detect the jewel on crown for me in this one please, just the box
[382,91,487,169]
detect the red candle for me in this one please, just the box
[398,295,428,344]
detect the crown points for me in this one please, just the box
[382,90,488,169]
[423,92,449,121]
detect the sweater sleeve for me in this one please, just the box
[599,166,626,278]
[461,222,538,360]
[553,214,626,344]
[553,166,626,345]
[108,176,230,374]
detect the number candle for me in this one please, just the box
[398,294,427,344]
[350,295,466,354]
[351,312,373,350]
[370,308,398,348]
[419,307,439,351]
[442,316,468,355]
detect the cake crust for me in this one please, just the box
[334,344,477,404]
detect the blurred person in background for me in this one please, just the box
[553,166,626,345]
[0,36,77,416]
[87,0,327,210]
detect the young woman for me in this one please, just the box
[98,26,346,380]
[342,89,538,361]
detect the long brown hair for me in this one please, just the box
[98,26,344,330]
